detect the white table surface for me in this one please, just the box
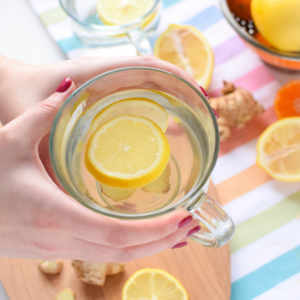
[0,0,299,299]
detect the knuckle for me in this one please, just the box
[0,127,33,162]
[156,224,170,239]
[139,55,159,64]
[115,248,133,263]
[0,127,18,147]
[31,241,58,254]
[34,98,58,118]
[107,228,128,248]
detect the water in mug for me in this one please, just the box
[67,89,209,214]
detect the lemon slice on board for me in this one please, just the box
[56,289,75,300]
[256,117,300,182]
[90,98,168,136]
[97,0,154,25]
[122,268,189,300]
[85,115,170,189]
[154,24,214,89]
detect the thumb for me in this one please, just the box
[14,78,76,144]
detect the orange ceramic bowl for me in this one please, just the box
[219,0,300,72]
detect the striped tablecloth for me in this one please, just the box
[29,0,300,299]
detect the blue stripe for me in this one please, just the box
[150,5,223,47]
[231,245,300,300]
[182,5,223,31]
[57,36,84,53]
[162,0,183,9]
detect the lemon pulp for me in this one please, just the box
[97,0,154,25]
[89,98,169,136]
[85,115,170,189]
[257,117,300,181]
[154,24,214,89]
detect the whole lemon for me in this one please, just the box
[251,0,300,52]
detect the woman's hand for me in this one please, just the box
[0,55,198,125]
[0,78,199,262]
[0,55,197,184]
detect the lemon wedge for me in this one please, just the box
[257,117,300,181]
[122,268,189,300]
[90,98,168,136]
[85,115,170,189]
[97,0,154,26]
[154,24,214,89]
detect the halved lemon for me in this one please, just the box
[122,268,189,300]
[85,115,170,189]
[257,117,300,181]
[97,0,154,26]
[154,24,214,89]
[90,98,168,136]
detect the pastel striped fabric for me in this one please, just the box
[29,0,300,299]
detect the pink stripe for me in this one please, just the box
[213,35,247,67]
[218,107,278,157]
[209,65,275,97]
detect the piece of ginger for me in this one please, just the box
[71,261,125,286]
[142,164,171,194]
[101,184,136,202]
[38,260,63,275]
[209,81,265,141]
[56,288,76,300]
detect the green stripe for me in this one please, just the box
[39,7,67,27]
[230,190,300,253]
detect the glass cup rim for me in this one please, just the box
[50,67,220,220]
[59,0,161,32]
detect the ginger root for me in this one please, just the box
[56,288,76,300]
[71,261,125,286]
[142,164,171,194]
[38,260,63,275]
[209,81,265,141]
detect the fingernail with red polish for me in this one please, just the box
[212,108,219,119]
[178,215,193,229]
[55,78,72,93]
[199,85,210,99]
[172,242,188,249]
[187,225,201,237]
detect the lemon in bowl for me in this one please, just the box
[251,0,300,52]
[219,0,300,71]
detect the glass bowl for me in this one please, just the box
[219,0,300,72]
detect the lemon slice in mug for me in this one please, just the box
[89,98,169,136]
[85,115,170,189]
[97,0,154,26]
[122,268,189,300]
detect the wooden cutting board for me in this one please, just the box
[0,182,230,300]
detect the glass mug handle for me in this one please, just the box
[127,27,153,56]
[187,192,235,248]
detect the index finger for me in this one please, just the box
[62,194,193,249]
[64,55,199,90]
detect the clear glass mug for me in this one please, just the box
[50,68,235,248]
[59,0,162,55]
